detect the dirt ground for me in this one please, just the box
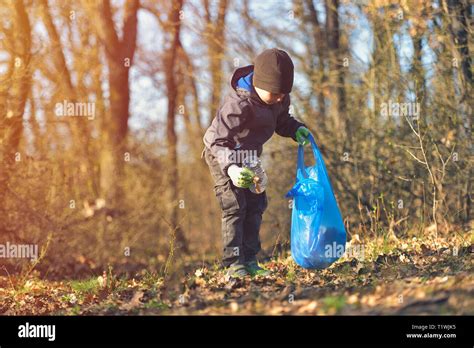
[0,232,472,315]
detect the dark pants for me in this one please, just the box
[203,147,268,267]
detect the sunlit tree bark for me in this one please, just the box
[89,0,140,204]
[0,0,31,234]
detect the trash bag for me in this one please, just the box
[286,134,346,269]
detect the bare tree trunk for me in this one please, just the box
[443,0,472,222]
[204,0,229,125]
[177,42,204,139]
[325,0,345,131]
[164,0,189,252]
[445,0,472,87]
[0,0,31,233]
[305,0,327,116]
[39,0,75,98]
[94,0,139,204]
[39,0,97,195]
[0,0,31,164]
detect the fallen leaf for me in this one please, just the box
[120,291,144,311]
[296,300,318,314]
[229,301,239,313]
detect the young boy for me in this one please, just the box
[203,48,311,278]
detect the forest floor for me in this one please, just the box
[0,231,472,315]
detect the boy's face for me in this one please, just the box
[254,86,285,105]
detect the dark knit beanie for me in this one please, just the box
[253,48,294,94]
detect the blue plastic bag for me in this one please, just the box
[286,134,346,269]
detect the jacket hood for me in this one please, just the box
[230,65,268,106]
[230,65,255,90]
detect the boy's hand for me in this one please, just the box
[295,126,311,146]
[227,165,255,188]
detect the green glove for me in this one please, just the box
[295,126,311,146]
[227,165,255,188]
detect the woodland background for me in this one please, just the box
[0,0,472,315]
